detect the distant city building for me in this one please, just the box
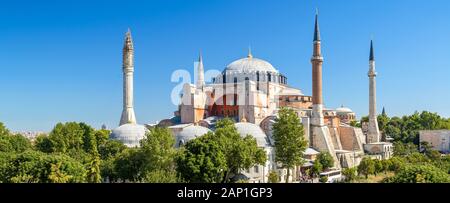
[13,131,45,140]
[419,130,450,153]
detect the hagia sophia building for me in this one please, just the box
[110,13,393,183]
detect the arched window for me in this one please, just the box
[234,77,238,105]
[178,140,185,147]
[256,71,260,90]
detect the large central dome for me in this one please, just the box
[225,55,278,73]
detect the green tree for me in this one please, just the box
[95,129,110,147]
[267,171,279,183]
[319,176,328,183]
[176,132,227,183]
[139,127,179,183]
[342,167,357,182]
[140,127,176,172]
[34,134,52,153]
[100,158,117,182]
[311,161,323,177]
[214,119,266,182]
[377,114,390,132]
[176,119,266,183]
[0,122,10,136]
[47,122,85,153]
[349,120,361,128]
[98,139,127,160]
[113,148,146,182]
[7,134,32,152]
[381,159,392,174]
[383,164,450,183]
[405,152,429,164]
[272,107,308,183]
[373,159,384,176]
[0,151,87,183]
[389,157,405,172]
[420,141,441,161]
[358,157,375,179]
[0,139,13,153]
[317,152,334,171]
[48,162,72,183]
[393,141,418,157]
[143,169,179,183]
[86,153,102,183]
[79,123,98,154]
[0,124,31,153]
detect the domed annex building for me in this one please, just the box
[111,14,392,183]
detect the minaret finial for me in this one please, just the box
[314,10,321,42]
[124,28,133,50]
[247,46,253,59]
[370,39,375,61]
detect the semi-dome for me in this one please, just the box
[225,56,278,73]
[234,122,270,147]
[110,123,148,147]
[176,125,212,147]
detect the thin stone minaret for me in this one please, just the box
[367,40,380,143]
[311,13,325,126]
[196,52,205,89]
[120,29,137,126]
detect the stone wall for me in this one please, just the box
[419,130,450,153]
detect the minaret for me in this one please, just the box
[367,40,380,143]
[120,29,137,126]
[196,52,205,89]
[311,13,325,126]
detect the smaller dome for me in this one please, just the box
[336,106,353,113]
[225,57,278,73]
[234,122,270,147]
[110,124,148,147]
[176,125,211,148]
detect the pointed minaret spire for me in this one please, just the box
[247,46,253,59]
[370,40,375,61]
[311,11,324,126]
[196,50,205,89]
[314,11,321,42]
[367,39,380,143]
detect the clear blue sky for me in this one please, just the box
[1,0,449,132]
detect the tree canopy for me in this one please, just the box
[272,107,308,183]
[176,118,266,183]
